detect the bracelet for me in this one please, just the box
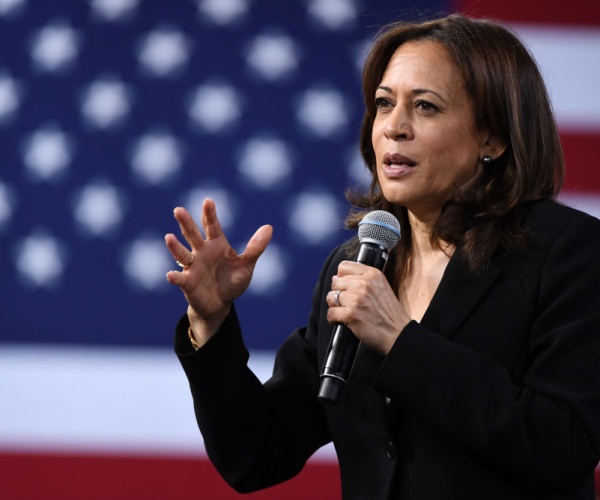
[188,326,200,351]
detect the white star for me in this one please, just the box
[347,147,370,187]
[245,34,299,81]
[14,230,67,289]
[353,38,371,74]
[0,181,16,228]
[137,28,190,78]
[121,235,172,291]
[130,131,183,186]
[30,21,81,73]
[0,72,21,123]
[181,186,236,232]
[296,88,349,138]
[246,243,287,296]
[22,125,73,183]
[72,181,126,237]
[287,190,341,245]
[188,83,243,133]
[90,0,139,22]
[0,0,27,17]
[237,137,294,190]
[80,77,132,129]
[306,0,358,30]
[196,0,249,26]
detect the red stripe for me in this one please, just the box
[455,0,600,25]
[2,451,599,497]
[0,452,341,499]
[561,132,600,192]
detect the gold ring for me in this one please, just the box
[176,254,194,269]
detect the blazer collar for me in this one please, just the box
[348,251,501,392]
[420,252,501,340]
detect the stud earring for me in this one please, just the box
[482,155,492,166]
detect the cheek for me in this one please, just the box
[431,134,480,174]
[371,126,384,157]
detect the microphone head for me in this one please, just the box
[357,210,401,250]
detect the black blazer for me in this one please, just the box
[176,200,600,499]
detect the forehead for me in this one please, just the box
[380,40,464,90]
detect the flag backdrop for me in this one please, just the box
[1,0,599,498]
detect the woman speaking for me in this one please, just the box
[165,14,600,499]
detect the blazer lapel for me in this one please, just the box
[420,254,501,340]
[343,252,501,411]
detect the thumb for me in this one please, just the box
[241,225,273,266]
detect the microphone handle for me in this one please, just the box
[317,323,359,404]
[317,241,390,405]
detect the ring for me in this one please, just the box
[334,290,341,307]
[176,254,194,269]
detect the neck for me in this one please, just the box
[406,209,453,260]
[407,210,436,252]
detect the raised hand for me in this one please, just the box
[165,198,272,345]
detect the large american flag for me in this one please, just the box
[1,0,599,498]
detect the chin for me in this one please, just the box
[379,188,409,207]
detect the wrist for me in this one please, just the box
[187,326,201,351]
[186,305,230,349]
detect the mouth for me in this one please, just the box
[384,153,416,168]
[382,153,416,177]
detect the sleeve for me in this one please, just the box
[174,246,343,493]
[373,211,600,494]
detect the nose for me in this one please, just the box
[384,106,414,141]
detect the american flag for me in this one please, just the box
[1,0,599,498]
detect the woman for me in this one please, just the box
[165,14,600,499]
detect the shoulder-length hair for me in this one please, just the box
[346,13,565,274]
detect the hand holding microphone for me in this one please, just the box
[318,210,401,405]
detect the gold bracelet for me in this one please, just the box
[188,326,200,351]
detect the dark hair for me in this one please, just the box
[346,13,564,275]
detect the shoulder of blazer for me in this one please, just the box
[310,239,356,306]
[321,238,357,273]
[523,199,600,239]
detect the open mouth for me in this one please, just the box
[384,153,416,168]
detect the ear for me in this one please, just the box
[481,132,507,161]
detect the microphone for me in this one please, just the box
[317,210,401,405]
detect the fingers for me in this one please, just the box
[165,268,185,286]
[326,288,352,328]
[164,232,193,263]
[164,233,194,286]
[172,198,227,250]
[165,206,203,288]
[336,260,369,277]
[241,224,273,265]
[201,198,225,241]
[328,262,383,309]
[327,289,343,308]
[173,206,205,251]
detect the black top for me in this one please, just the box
[175,200,600,499]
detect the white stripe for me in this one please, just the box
[559,191,600,220]
[0,345,336,461]
[509,23,600,131]
[3,192,600,463]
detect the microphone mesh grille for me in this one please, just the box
[357,210,401,250]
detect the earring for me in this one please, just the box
[482,155,492,166]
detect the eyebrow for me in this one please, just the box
[376,85,448,104]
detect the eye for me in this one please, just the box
[375,96,392,110]
[415,100,439,113]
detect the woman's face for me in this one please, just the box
[372,40,486,220]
